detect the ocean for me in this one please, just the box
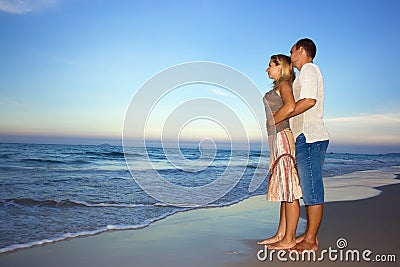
[1,142,400,254]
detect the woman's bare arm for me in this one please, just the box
[273,81,296,125]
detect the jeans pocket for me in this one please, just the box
[316,140,329,153]
[295,134,306,147]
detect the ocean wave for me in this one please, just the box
[20,158,92,165]
[245,164,259,169]
[156,168,191,175]
[21,158,66,164]
[0,211,182,255]
[249,151,263,157]
[2,198,155,208]
[86,151,143,158]
[86,151,125,157]
[0,198,255,254]
[70,159,92,164]
[0,224,149,254]
[0,193,278,255]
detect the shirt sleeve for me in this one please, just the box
[299,64,318,100]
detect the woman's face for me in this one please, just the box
[266,59,281,81]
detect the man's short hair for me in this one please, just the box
[296,38,317,59]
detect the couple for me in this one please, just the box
[259,38,329,252]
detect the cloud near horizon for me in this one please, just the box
[325,113,400,145]
[0,0,57,14]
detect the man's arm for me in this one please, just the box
[290,98,316,118]
[275,98,316,125]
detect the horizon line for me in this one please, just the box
[0,133,400,155]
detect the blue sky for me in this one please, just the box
[0,0,399,153]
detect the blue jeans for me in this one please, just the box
[295,133,329,206]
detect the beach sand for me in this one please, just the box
[0,167,399,267]
[229,173,400,266]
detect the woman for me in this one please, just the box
[258,54,302,249]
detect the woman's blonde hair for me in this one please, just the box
[270,54,295,88]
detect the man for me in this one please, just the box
[288,38,329,252]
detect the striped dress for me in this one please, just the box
[264,89,302,202]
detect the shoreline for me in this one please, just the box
[0,167,399,266]
[0,193,273,255]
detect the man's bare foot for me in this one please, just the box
[257,233,284,245]
[289,239,318,253]
[295,234,319,245]
[267,239,296,250]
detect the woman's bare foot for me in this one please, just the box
[267,239,296,250]
[295,233,305,243]
[257,233,284,245]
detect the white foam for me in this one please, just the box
[324,166,400,202]
[72,200,151,208]
[0,209,182,255]
[0,231,100,254]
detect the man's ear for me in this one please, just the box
[298,46,304,55]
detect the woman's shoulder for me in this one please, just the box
[279,80,292,87]
[277,80,293,92]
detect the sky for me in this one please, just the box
[0,0,399,153]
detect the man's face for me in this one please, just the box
[290,45,301,69]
